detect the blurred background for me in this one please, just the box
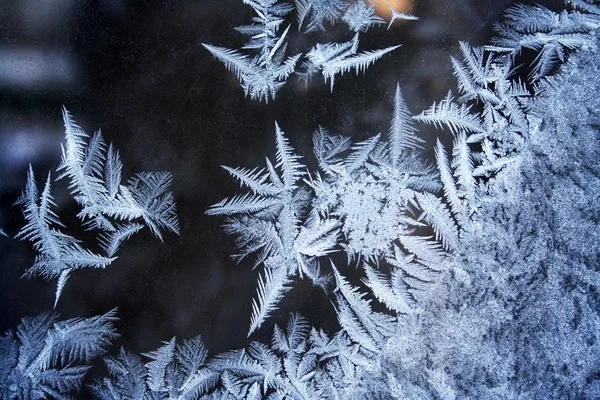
[0,0,563,355]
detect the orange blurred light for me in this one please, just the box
[369,0,412,20]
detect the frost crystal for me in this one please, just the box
[204,0,407,100]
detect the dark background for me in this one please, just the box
[0,0,562,355]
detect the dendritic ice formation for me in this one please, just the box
[12,109,179,307]
[206,83,467,340]
[90,314,379,399]
[204,1,600,398]
[1,1,600,399]
[1,309,118,399]
[202,0,414,101]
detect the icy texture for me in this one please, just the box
[202,2,600,398]
[207,85,461,336]
[91,336,218,399]
[203,0,406,101]
[58,108,179,242]
[13,110,179,307]
[91,314,383,399]
[371,46,600,399]
[15,166,116,307]
[202,0,300,103]
[0,310,117,400]
[2,1,600,399]
[207,123,340,336]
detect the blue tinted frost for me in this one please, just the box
[489,3,599,81]
[0,310,117,400]
[2,1,600,399]
[13,109,179,307]
[58,108,179,242]
[341,1,384,32]
[295,0,345,32]
[14,166,116,307]
[200,1,600,398]
[203,0,406,101]
[202,0,300,103]
[303,33,400,90]
[207,123,340,336]
[91,336,218,399]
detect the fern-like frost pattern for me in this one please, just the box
[2,1,600,399]
[13,109,179,306]
[0,310,118,400]
[204,0,407,101]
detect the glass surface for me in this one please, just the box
[0,0,513,351]
[1,0,598,398]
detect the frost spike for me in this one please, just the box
[202,44,254,81]
[343,133,380,173]
[389,84,422,166]
[362,262,413,314]
[435,139,464,223]
[249,267,292,337]
[268,24,291,61]
[54,270,71,309]
[274,122,303,189]
[331,262,395,352]
[99,223,144,257]
[143,338,176,392]
[413,92,485,135]
[398,235,447,269]
[222,166,281,196]
[452,131,476,208]
[323,45,401,91]
[415,192,459,251]
[105,143,123,199]
[205,193,279,216]
[388,8,419,29]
